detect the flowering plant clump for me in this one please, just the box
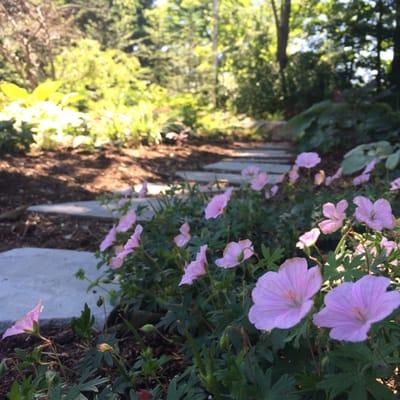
[5,153,400,398]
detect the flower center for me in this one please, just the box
[351,307,368,323]
[284,290,301,307]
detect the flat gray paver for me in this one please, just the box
[28,198,160,221]
[222,156,292,164]
[230,149,293,159]
[0,248,110,331]
[176,171,282,185]
[203,161,291,174]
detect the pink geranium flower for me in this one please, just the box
[380,237,397,256]
[295,152,321,169]
[125,224,143,250]
[390,177,400,191]
[250,172,269,191]
[364,159,377,174]
[110,247,130,270]
[352,173,370,186]
[100,225,117,251]
[205,188,233,219]
[265,185,279,200]
[248,258,322,330]
[325,167,342,186]
[296,228,320,249]
[116,210,137,233]
[179,245,208,286]
[313,275,400,342]
[2,302,44,339]
[314,170,325,186]
[174,223,191,248]
[353,196,396,231]
[138,181,148,198]
[241,165,260,179]
[289,165,299,183]
[318,200,348,234]
[215,239,254,269]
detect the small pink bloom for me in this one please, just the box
[250,172,269,191]
[276,174,286,183]
[325,167,342,186]
[296,228,320,249]
[289,165,299,183]
[313,275,400,342]
[138,181,148,198]
[215,239,254,269]
[241,165,260,179]
[353,196,396,231]
[249,258,322,330]
[174,223,191,248]
[314,170,325,186]
[116,210,137,233]
[100,225,117,251]
[110,249,129,270]
[318,200,348,234]
[390,177,400,192]
[204,188,233,219]
[2,302,44,339]
[265,185,279,200]
[352,173,370,186]
[380,237,397,256]
[363,159,377,174]
[125,224,143,251]
[295,152,321,169]
[179,245,208,286]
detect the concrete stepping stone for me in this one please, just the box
[176,171,282,185]
[0,248,110,331]
[233,141,293,150]
[221,156,291,164]
[230,149,294,159]
[28,198,160,221]
[203,161,291,174]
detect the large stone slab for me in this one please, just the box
[222,156,291,164]
[28,198,159,221]
[203,161,291,174]
[0,248,110,331]
[233,141,293,150]
[176,171,281,185]
[230,149,293,159]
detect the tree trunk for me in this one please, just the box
[212,0,219,108]
[270,0,291,99]
[376,0,383,91]
[391,0,400,89]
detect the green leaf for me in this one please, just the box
[31,81,62,101]
[0,82,29,101]
[385,150,400,170]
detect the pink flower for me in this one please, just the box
[318,200,348,234]
[125,224,143,250]
[352,173,370,186]
[179,245,208,286]
[2,302,44,339]
[110,248,130,270]
[289,165,299,183]
[250,172,269,191]
[174,223,191,248]
[364,159,377,174]
[116,210,137,233]
[295,152,321,169]
[100,225,117,251]
[215,239,254,269]
[204,188,233,219]
[314,170,325,186]
[265,185,279,200]
[380,237,397,256]
[138,181,148,198]
[353,196,396,231]
[241,165,260,179]
[248,258,322,330]
[296,228,320,249]
[313,275,400,342]
[325,167,342,186]
[276,174,286,183]
[390,177,400,191]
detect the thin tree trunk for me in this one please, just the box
[376,0,383,91]
[391,0,400,89]
[212,0,219,108]
[270,0,291,99]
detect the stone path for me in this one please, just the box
[1,140,295,331]
[0,248,110,330]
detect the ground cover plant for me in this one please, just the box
[2,152,400,399]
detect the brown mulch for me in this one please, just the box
[0,140,237,252]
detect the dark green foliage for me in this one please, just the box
[0,119,33,153]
